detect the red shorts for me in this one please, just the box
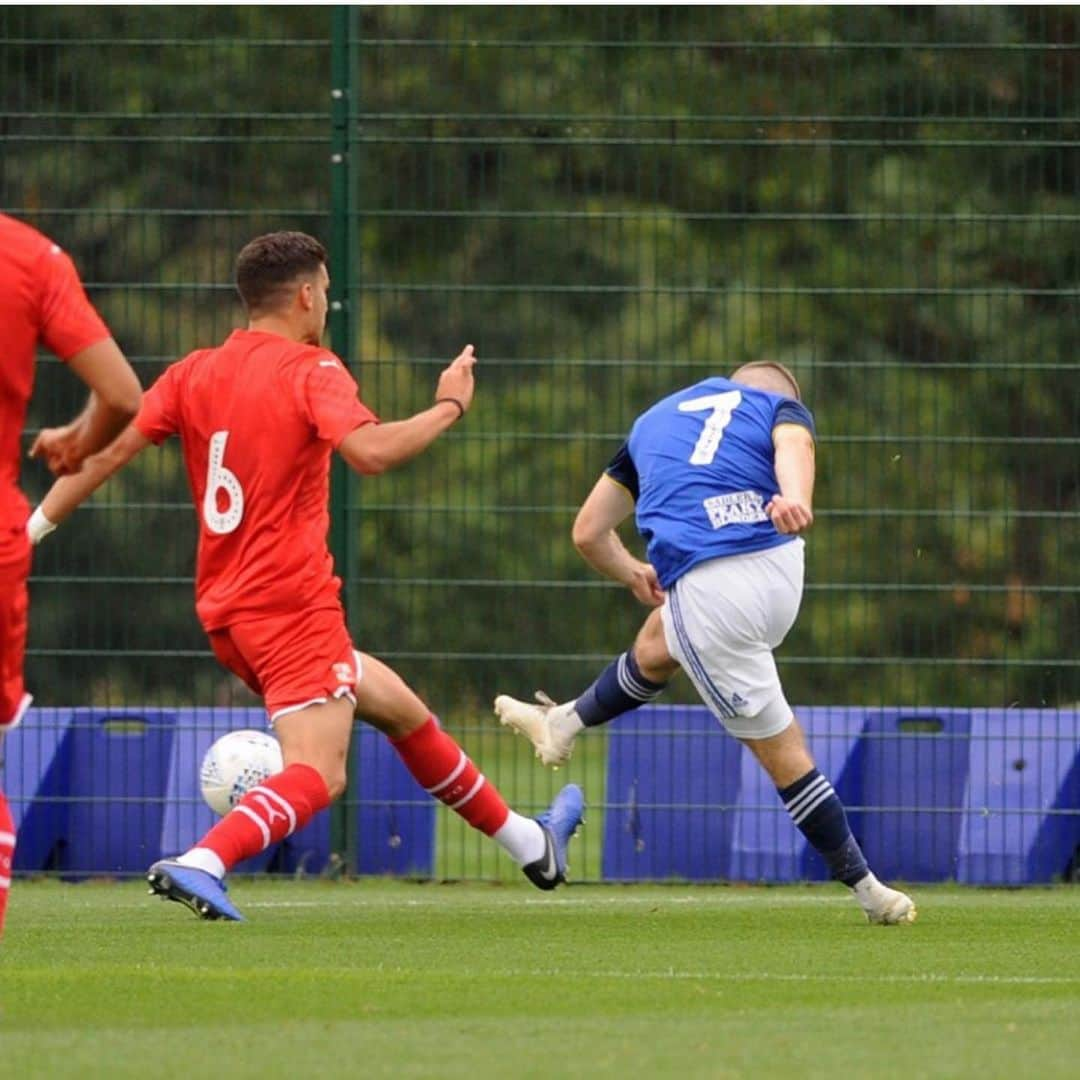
[0,545,32,729]
[208,606,359,723]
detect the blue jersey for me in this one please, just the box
[605,377,815,589]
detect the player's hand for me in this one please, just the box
[628,561,665,607]
[29,424,86,477]
[765,495,814,535]
[434,344,476,416]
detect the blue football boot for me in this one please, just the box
[147,859,245,921]
[522,783,585,890]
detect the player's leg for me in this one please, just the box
[0,778,12,938]
[148,697,351,921]
[668,545,915,924]
[0,551,32,937]
[742,719,915,924]
[198,697,351,871]
[354,651,583,889]
[148,610,360,920]
[495,606,679,765]
[742,717,871,884]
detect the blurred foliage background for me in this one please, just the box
[3,6,1077,718]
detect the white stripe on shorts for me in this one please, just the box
[668,587,736,719]
[269,697,328,724]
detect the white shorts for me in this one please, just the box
[660,539,804,740]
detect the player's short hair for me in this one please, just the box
[729,360,802,401]
[235,231,328,314]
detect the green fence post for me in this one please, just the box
[328,4,357,872]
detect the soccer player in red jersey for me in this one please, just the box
[33,232,583,919]
[0,213,143,936]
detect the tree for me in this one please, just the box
[4,6,1075,712]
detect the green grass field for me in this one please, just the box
[2,880,1077,1079]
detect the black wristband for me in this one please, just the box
[435,397,466,421]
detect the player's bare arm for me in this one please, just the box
[29,337,142,476]
[337,345,476,476]
[766,421,815,535]
[572,475,664,606]
[30,424,151,543]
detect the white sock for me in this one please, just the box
[493,812,547,865]
[852,872,882,903]
[552,707,585,740]
[176,847,227,880]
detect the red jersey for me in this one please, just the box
[0,214,111,553]
[134,329,377,630]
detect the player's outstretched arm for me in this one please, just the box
[28,424,151,545]
[572,475,664,606]
[766,422,815,535]
[337,345,475,476]
[29,338,142,476]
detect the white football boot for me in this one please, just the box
[494,691,583,767]
[853,874,917,925]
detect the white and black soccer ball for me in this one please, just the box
[199,729,284,816]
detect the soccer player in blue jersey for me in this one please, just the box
[495,361,916,924]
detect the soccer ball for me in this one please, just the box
[199,729,284,816]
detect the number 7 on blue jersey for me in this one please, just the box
[677,390,743,465]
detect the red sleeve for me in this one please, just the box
[301,353,378,446]
[133,363,183,445]
[35,246,112,360]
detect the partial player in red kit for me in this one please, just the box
[0,213,143,937]
[34,231,583,920]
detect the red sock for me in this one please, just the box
[195,763,330,872]
[0,790,14,938]
[392,716,509,836]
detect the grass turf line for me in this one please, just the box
[2,880,1078,1079]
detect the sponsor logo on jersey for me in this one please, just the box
[702,489,768,530]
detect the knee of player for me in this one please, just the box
[291,753,348,802]
[632,624,679,682]
[320,765,348,802]
[637,650,680,683]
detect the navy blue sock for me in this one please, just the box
[574,650,668,728]
[779,768,869,886]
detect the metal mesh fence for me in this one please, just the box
[2,6,331,706]
[2,7,1077,883]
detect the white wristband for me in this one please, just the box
[27,506,57,545]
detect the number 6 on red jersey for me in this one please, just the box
[202,430,245,534]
